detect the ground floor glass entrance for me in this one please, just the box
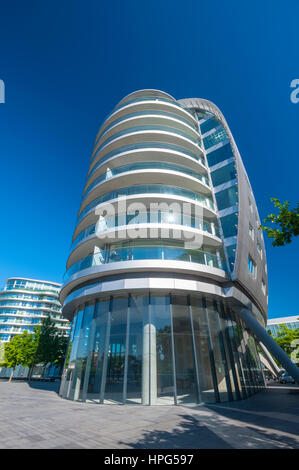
[59,293,265,404]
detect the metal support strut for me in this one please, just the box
[238,308,299,384]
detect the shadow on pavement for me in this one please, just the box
[119,386,299,449]
[26,379,61,394]
[118,414,233,449]
[199,386,299,447]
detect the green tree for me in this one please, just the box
[1,331,38,382]
[260,198,299,246]
[274,324,299,363]
[1,316,68,382]
[34,316,68,370]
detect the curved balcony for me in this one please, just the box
[64,241,227,284]
[87,143,206,185]
[71,211,221,253]
[94,110,199,149]
[0,302,62,313]
[67,219,222,269]
[83,161,210,203]
[75,184,215,232]
[0,293,60,303]
[98,96,197,139]
[90,126,202,170]
[79,168,212,215]
[74,192,217,242]
[0,295,61,308]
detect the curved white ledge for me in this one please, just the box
[97,99,197,139]
[90,129,202,171]
[95,114,199,149]
[60,260,229,304]
[79,169,212,215]
[84,148,207,192]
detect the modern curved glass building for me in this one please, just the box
[59,89,269,405]
[0,277,70,343]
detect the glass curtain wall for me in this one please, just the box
[60,293,264,404]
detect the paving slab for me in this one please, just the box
[0,379,298,449]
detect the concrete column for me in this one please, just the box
[142,323,157,405]
[239,308,299,384]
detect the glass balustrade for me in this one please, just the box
[64,243,226,281]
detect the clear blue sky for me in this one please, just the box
[0,0,298,319]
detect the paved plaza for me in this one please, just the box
[0,379,298,449]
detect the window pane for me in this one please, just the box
[104,296,128,404]
[216,186,238,211]
[190,296,216,403]
[150,295,174,405]
[172,295,199,404]
[200,118,218,134]
[126,295,149,405]
[84,298,109,402]
[226,308,247,399]
[206,299,230,402]
[69,304,94,400]
[220,212,238,238]
[207,143,234,167]
[211,162,236,187]
[203,128,228,150]
[64,308,84,399]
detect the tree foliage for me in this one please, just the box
[260,198,299,247]
[268,324,299,366]
[34,316,68,367]
[274,324,299,362]
[1,331,38,381]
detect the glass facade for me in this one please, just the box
[60,293,264,404]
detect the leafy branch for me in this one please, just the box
[259,198,299,247]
